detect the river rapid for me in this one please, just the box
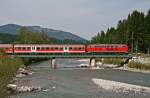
[12,59,150,98]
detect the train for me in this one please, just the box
[0,44,128,54]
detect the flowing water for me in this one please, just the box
[12,59,150,98]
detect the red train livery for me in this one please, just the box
[0,44,13,53]
[87,44,128,53]
[0,44,128,54]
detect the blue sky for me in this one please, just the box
[0,0,150,39]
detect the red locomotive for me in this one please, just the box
[0,44,128,54]
[87,44,128,54]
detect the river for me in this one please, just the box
[12,59,150,98]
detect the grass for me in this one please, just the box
[102,58,123,65]
[128,61,150,70]
[0,52,23,98]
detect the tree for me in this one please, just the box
[91,9,150,53]
[18,27,50,44]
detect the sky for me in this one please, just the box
[0,0,150,40]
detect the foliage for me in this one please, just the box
[16,27,85,44]
[91,9,150,53]
[0,53,23,98]
[102,58,123,65]
[0,33,17,44]
[128,61,150,70]
[18,27,50,44]
[0,26,87,44]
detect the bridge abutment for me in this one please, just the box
[50,58,57,69]
[89,58,96,68]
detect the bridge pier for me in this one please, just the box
[89,58,96,68]
[50,58,57,69]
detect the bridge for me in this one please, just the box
[13,54,131,58]
[11,54,132,69]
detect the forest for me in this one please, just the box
[91,9,150,53]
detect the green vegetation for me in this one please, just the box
[0,27,86,44]
[18,27,50,44]
[102,58,123,65]
[18,28,87,44]
[0,52,23,98]
[0,33,17,44]
[91,9,150,53]
[128,61,150,70]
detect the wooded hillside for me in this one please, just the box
[91,10,150,53]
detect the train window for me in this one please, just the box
[69,47,72,50]
[55,47,58,50]
[37,47,40,50]
[65,47,68,50]
[74,48,77,50]
[27,47,31,50]
[60,48,63,50]
[79,47,81,50]
[22,47,26,50]
[18,47,21,50]
[46,47,49,50]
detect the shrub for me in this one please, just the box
[0,53,23,98]
[128,61,150,70]
[102,58,123,65]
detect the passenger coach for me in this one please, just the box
[13,44,86,54]
[0,44,13,53]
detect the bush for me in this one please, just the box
[102,58,123,65]
[0,53,23,98]
[128,61,150,70]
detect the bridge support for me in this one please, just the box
[89,58,96,68]
[50,58,57,69]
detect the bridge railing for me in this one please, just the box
[11,54,132,58]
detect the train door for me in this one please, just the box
[31,46,36,53]
[64,46,69,53]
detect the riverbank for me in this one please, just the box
[123,56,150,74]
[98,57,150,74]
[7,66,41,93]
[0,56,23,98]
